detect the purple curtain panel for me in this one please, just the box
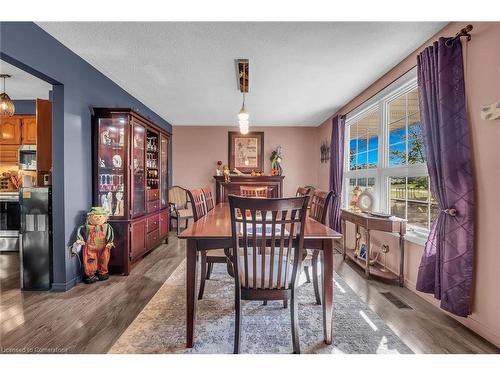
[416,38,475,317]
[329,115,345,232]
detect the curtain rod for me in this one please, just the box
[445,24,473,47]
[334,24,473,120]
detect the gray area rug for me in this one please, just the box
[109,260,412,354]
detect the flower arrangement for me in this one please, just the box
[270,146,283,176]
[216,160,223,176]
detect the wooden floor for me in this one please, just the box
[0,234,498,354]
[0,236,184,354]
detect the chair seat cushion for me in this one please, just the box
[236,249,295,289]
[206,249,227,258]
[172,207,193,218]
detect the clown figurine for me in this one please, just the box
[75,207,115,284]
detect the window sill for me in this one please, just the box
[388,230,428,247]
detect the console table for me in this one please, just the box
[340,209,406,287]
[214,175,284,203]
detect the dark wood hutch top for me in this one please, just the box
[92,107,172,135]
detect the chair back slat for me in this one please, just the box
[240,186,268,198]
[201,186,215,212]
[309,190,334,224]
[228,195,308,291]
[187,188,208,222]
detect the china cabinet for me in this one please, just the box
[92,108,170,274]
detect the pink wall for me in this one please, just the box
[172,126,318,197]
[316,22,500,347]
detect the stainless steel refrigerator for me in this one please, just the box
[19,187,52,290]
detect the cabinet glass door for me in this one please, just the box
[132,122,146,217]
[97,118,127,218]
[160,134,169,209]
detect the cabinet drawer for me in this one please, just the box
[147,214,159,233]
[147,189,159,202]
[0,145,18,163]
[146,229,160,250]
[147,199,160,213]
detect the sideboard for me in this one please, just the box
[213,175,285,203]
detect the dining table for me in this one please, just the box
[178,202,343,348]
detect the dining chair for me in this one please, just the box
[239,186,268,198]
[201,186,215,212]
[227,194,309,353]
[196,186,232,300]
[296,186,311,197]
[303,189,333,305]
[169,186,193,236]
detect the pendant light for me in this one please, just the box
[0,74,15,117]
[238,93,249,134]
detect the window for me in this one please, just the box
[343,70,436,236]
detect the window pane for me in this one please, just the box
[390,177,406,219]
[368,135,378,151]
[358,178,367,188]
[348,109,379,170]
[349,123,358,152]
[407,177,429,202]
[367,150,378,169]
[358,137,367,153]
[388,94,406,124]
[389,118,406,145]
[408,117,425,164]
[349,152,356,170]
[407,88,419,115]
[357,152,367,169]
[408,201,428,229]
[389,142,406,166]
[368,177,375,187]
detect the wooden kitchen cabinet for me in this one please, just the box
[92,108,170,275]
[0,116,22,145]
[21,116,37,144]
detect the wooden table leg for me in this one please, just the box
[321,239,334,345]
[342,218,346,260]
[365,228,371,278]
[399,232,405,287]
[186,238,198,348]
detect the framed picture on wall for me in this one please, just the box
[228,131,264,173]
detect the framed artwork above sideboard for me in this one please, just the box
[228,131,264,173]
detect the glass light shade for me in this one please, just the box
[239,124,249,135]
[238,119,249,126]
[0,93,15,117]
[237,110,249,121]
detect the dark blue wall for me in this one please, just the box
[1,22,173,291]
[12,100,36,115]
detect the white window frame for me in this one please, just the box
[342,69,431,240]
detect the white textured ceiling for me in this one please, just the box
[37,22,446,126]
[0,59,51,100]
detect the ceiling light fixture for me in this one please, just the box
[238,93,249,134]
[236,59,249,134]
[0,74,15,117]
